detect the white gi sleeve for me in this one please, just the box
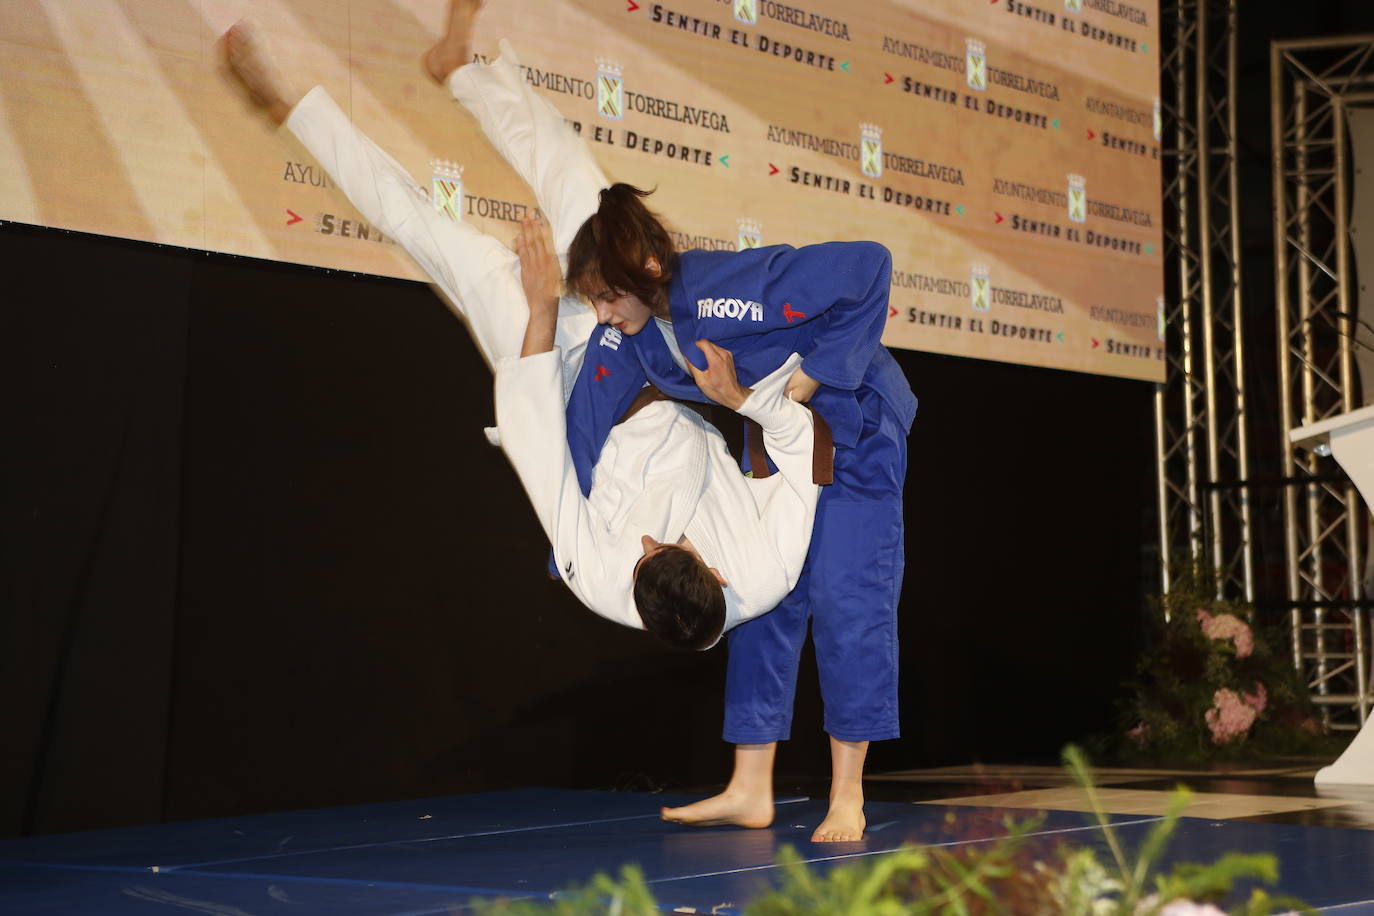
[732,354,826,620]
[283,87,594,375]
[492,349,707,631]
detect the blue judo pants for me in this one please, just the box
[723,386,907,744]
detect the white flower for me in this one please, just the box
[1137,895,1228,916]
[1053,849,1124,915]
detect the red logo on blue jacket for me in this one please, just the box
[782,302,807,323]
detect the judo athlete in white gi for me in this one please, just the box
[503,222,824,647]
[221,21,825,649]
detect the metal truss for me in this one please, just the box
[1156,0,1253,605]
[1272,35,1374,729]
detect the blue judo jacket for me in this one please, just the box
[645,242,915,450]
[561,242,917,496]
[550,242,917,579]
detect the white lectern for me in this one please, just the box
[1290,405,1374,786]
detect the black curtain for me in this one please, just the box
[2,225,190,836]
[2,222,1152,838]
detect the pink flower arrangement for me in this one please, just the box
[1124,575,1328,760]
[1204,688,1257,744]
[1196,609,1254,658]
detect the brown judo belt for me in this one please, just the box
[617,385,834,485]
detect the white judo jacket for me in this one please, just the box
[283,42,822,644]
[495,349,821,643]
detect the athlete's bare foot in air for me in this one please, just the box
[661,788,775,829]
[223,21,297,125]
[811,786,865,842]
[424,0,483,84]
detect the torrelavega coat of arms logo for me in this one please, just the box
[431,159,464,223]
[966,39,987,92]
[1068,174,1087,224]
[738,218,762,250]
[971,264,990,313]
[597,57,623,120]
[860,123,883,180]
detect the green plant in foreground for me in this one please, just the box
[1058,745,1311,916]
[476,865,663,915]
[474,748,1314,915]
[745,814,1065,914]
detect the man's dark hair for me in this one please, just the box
[633,546,726,650]
[567,183,678,306]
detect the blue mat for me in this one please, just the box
[2,789,1371,913]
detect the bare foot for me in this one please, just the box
[424,0,483,84]
[223,21,296,125]
[661,790,774,829]
[811,791,865,842]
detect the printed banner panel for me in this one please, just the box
[0,0,1162,381]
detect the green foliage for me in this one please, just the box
[471,747,1313,914]
[1059,746,1310,916]
[473,864,661,915]
[745,844,931,915]
[747,815,1069,914]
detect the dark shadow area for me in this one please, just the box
[1,220,1154,837]
[1,225,190,837]
[1234,2,1374,612]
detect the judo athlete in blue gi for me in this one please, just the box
[562,185,916,842]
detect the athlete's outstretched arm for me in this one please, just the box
[736,356,826,600]
[706,352,824,622]
[516,218,559,358]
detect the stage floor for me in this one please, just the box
[3,765,1373,913]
